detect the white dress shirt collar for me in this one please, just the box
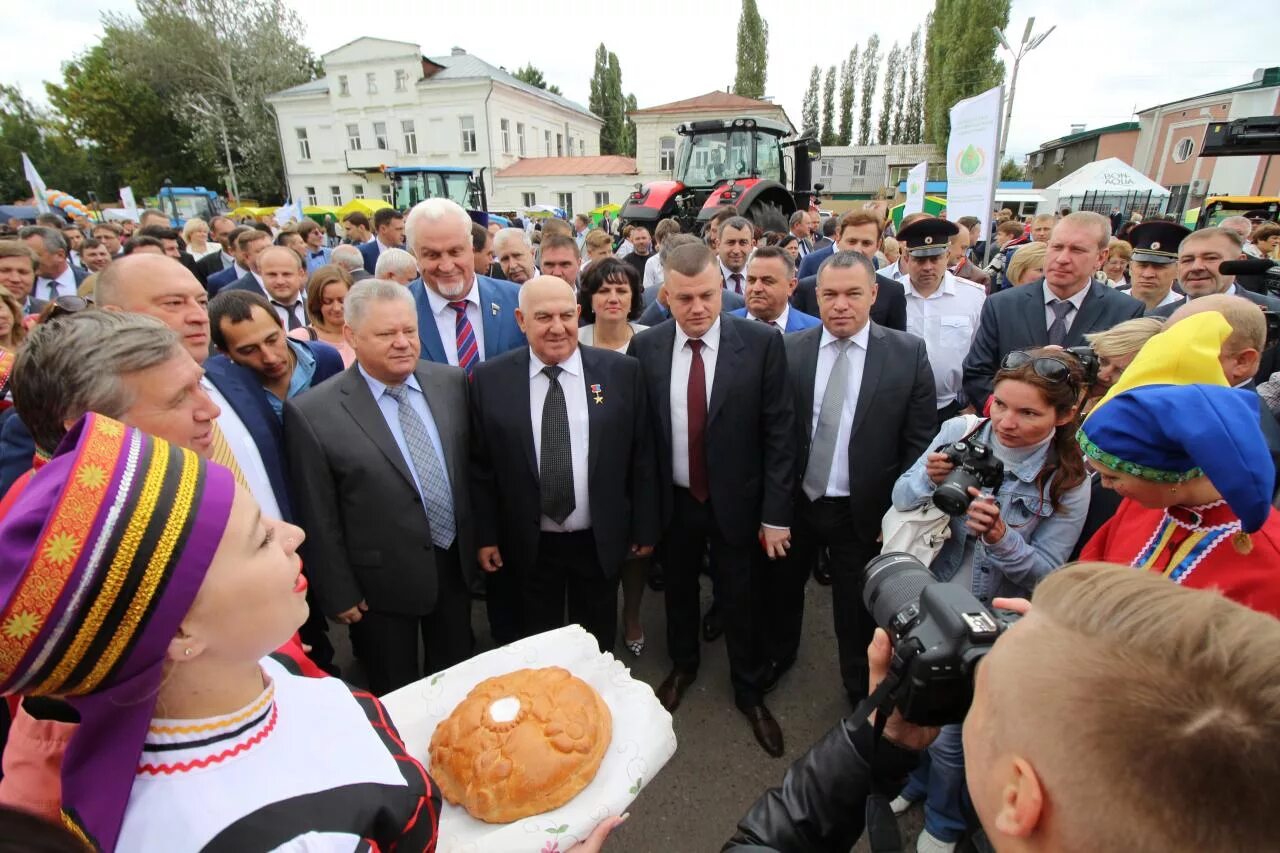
[1043,280,1091,311]
[719,260,746,289]
[529,345,583,380]
[425,279,480,315]
[358,363,422,398]
[903,271,959,301]
[674,316,722,353]
[37,264,76,293]
[819,322,871,352]
[749,302,790,331]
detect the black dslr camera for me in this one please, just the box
[1064,345,1101,387]
[862,552,1021,726]
[933,439,1004,516]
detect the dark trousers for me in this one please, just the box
[522,529,619,653]
[486,551,525,645]
[665,488,767,708]
[788,496,882,702]
[352,544,472,696]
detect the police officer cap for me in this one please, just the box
[1129,221,1191,265]
[896,217,959,258]
[1243,209,1274,223]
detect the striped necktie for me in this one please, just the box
[208,420,250,490]
[450,301,479,376]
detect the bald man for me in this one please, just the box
[728,563,1280,851]
[470,276,658,652]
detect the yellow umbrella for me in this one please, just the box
[337,198,392,219]
[590,203,621,217]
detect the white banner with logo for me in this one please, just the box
[22,153,52,214]
[946,85,1003,238]
[904,161,928,216]
[119,186,140,221]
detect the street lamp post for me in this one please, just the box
[994,18,1055,165]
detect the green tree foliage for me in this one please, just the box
[837,48,858,146]
[589,44,634,156]
[820,66,837,147]
[106,0,318,202]
[801,66,822,138]
[512,63,562,95]
[904,25,925,144]
[623,93,638,157]
[879,43,901,144]
[924,0,1010,146]
[858,35,881,145]
[733,0,769,100]
[0,86,101,202]
[1000,156,1026,181]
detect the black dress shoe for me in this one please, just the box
[647,562,665,592]
[741,704,784,757]
[655,668,697,713]
[702,604,724,642]
[814,551,833,586]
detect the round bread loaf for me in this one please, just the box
[428,666,613,823]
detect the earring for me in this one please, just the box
[183,648,192,657]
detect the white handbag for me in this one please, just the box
[879,415,982,565]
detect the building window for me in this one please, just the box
[338,75,349,96]
[850,158,868,177]
[395,69,408,92]
[1173,137,1195,163]
[659,137,676,171]
[819,159,834,178]
[352,184,364,198]
[366,73,377,94]
[1033,152,1044,168]
[501,119,511,154]
[373,121,388,150]
[460,116,477,153]
[556,133,564,157]
[304,186,317,206]
[346,123,361,151]
[545,130,552,156]
[594,191,610,207]
[556,192,573,217]
[927,162,947,182]
[330,185,343,205]
[517,122,526,156]
[1053,148,1065,166]
[295,127,311,160]
[579,139,585,157]
[888,165,911,185]
[381,184,393,204]
[522,192,536,207]
[1167,184,1190,215]
[402,119,418,154]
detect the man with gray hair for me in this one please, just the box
[788,210,813,258]
[494,227,538,284]
[18,225,89,301]
[332,243,373,281]
[1221,215,1260,255]
[285,279,475,693]
[403,197,524,380]
[374,247,419,286]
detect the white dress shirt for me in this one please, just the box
[1042,281,1091,335]
[670,318,721,489]
[359,365,452,512]
[747,303,790,332]
[902,272,986,408]
[880,259,904,281]
[810,324,871,497]
[642,253,664,291]
[529,347,592,532]
[201,378,281,520]
[720,260,747,294]
[423,280,487,366]
[35,265,78,300]
[268,292,307,329]
[1155,289,1182,308]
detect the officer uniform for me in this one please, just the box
[1125,221,1190,310]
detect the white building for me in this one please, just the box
[266,38,602,209]
[491,156,638,218]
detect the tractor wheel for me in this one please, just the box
[745,201,789,235]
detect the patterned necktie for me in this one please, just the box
[803,339,853,501]
[273,300,304,331]
[383,384,456,548]
[450,301,479,376]
[539,365,575,524]
[1047,299,1074,346]
[756,316,781,331]
[207,420,250,490]
[729,273,743,294]
[686,340,709,502]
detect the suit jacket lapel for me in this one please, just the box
[416,363,467,489]
[1023,281,1048,344]
[476,279,502,358]
[796,328,821,440]
[581,348,604,481]
[1064,282,1106,347]
[410,280,448,364]
[708,316,745,424]
[850,324,886,440]
[513,350,539,480]
[653,323,676,443]
[338,367,417,491]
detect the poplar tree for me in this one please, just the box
[837,48,858,146]
[820,65,837,147]
[733,0,769,99]
[858,35,881,145]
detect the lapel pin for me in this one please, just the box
[590,383,604,404]
[490,302,500,316]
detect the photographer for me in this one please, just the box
[887,348,1090,851]
[725,563,1280,852]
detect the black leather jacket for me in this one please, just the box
[723,716,920,852]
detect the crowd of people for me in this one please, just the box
[0,193,1277,852]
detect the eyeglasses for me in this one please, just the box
[1000,350,1077,389]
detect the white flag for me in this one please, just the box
[904,161,928,216]
[119,186,139,219]
[22,153,52,215]
[946,85,1003,239]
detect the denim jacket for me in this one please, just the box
[890,417,1090,602]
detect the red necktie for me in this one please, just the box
[730,273,743,294]
[687,339,709,502]
[450,301,479,376]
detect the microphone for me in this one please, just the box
[1219,258,1278,276]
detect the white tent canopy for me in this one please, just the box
[1046,158,1170,198]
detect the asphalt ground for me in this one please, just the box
[331,574,926,852]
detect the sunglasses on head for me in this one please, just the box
[1000,350,1078,389]
[44,296,92,322]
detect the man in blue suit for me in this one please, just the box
[359,207,406,274]
[730,245,821,333]
[209,228,269,295]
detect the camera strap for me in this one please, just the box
[854,671,908,853]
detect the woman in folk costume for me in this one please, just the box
[1078,311,1280,618]
[0,414,439,851]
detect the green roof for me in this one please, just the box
[1138,67,1280,114]
[1039,121,1139,150]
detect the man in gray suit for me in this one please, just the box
[285,279,473,694]
[962,212,1145,408]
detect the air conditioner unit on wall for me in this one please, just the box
[1190,179,1205,195]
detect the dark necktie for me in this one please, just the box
[687,339,709,502]
[44,280,58,301]
[450,301,479,376]
[273,300,304,331]
[756,316,781,331]
[1047,299,1073,346]
[539,365,575,524]
[729,273,743,294]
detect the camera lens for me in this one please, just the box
[933,470,979,516]
[862,552,936,634]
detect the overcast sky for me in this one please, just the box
[8,0,1279,162]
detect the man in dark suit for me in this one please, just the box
[639,282,745,324]
[791,210,908,332]
[225,245,310,332]
[402,198,527,642]
[775,251,936,705]
[359,207,406,274]
[194,216,238,288]
[214,228,271,295]
[730,245,821,332]
[285,280,474,695]
[18,226,88,301]
[962,212,1146,408]
[471,277,659,652]
[332,244,373,282]
[627,242,796,757]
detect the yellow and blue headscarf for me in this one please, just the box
[1077,311,1274,533]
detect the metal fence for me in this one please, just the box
[1070,190,1168,219]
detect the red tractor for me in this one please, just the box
[620,117,822,235]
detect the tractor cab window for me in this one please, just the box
[753,131,782,183]
[677,130,755,186]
